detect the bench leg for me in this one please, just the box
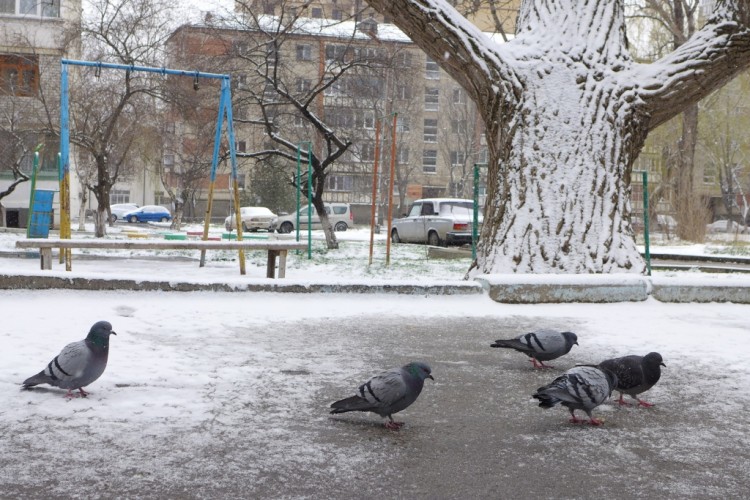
[266,250,278,279]
[40,248,52,270]
[278,250,287,279]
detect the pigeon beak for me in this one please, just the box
[111,331,117,336]
[660,362,666,367]
[428,375,434,381]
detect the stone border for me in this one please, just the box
[2,271,750,303]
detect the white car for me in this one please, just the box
[224,207,277,232]
[271,203,352,233]
[109,203,139,222]
[391,198,482,246]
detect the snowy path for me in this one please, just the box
[1,291,749,497]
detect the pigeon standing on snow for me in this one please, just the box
[532,365,617,426]
[21,321,117,398]
[599,352,665,408]
[491,329,578,368]
[330,361,434,430]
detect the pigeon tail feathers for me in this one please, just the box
[330,395,376,414]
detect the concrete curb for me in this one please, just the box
[0,273,484,295]
[2,272,750,303]
[474,274,651,303]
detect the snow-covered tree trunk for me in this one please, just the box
[364,0,750,274]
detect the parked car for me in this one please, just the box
[109,203,139,222]
[271,203,352,233]
[391,198,482,246]
[224,206,277,232]
[124,205,172,223]
[707,219,748,234]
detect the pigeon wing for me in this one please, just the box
[45,341,92,388]
[358,368,408,409]
[600,356,643,391]
[330,368,408,415]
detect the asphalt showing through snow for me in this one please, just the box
[3,311,748,499]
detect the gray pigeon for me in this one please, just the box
[21,321,117,398]
[599,352,665,407]
[330,361,434,430]
[532,365,617,426]
[491,329,578,368]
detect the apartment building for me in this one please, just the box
[166,14,493,221]
[0,0,82,227]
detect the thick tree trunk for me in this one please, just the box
[365,0,750,274]
[479,63,647,273]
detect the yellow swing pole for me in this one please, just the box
[368,119,381,266]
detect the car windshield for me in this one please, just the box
[438,201,479,216]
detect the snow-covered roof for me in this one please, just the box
[183,13,511,46]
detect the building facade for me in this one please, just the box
[0,0,83,227]
[166,15,492,222]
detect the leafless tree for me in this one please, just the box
[627,0,709,241]
[364,0,750,274]
[66,0,178,237]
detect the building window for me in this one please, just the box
[425,57,440,79]
[110,189,131,204]
[327,175,354,191]
[236,141,247,153]
[450,151,467,166]
[703,164,717,185]
[296,78,311,93]
[0,54,39,97]
[423,118,438,143]
[1,0,59,17]
[396,116,410,133]
[332,9,342,20]
[397,147,409,164]
[451,119,466,135]
[396,84,412,100]
[296,44,312,61]
[452,88,466,104]
[325,44,348,63]
[395,51,413,68]
[359,143,375,162]
[362,111,375,130]
[423,149,437,173]
[163,154,174,167]
[425,87,439,111]
[266,42,279,66]
[311,7,323,18]
[154,191,169,205]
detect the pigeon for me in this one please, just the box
[330,361,434,430]
[491,329,578,368]
[21,321,117,398]
[599,352,665,408]
[532,365,617,426]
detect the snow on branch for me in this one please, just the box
[363,0,522,104]
[636,0,750,129]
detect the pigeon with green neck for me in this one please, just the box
[21,321,117,398]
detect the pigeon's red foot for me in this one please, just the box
[385,421,405,431]
[637,400,654,408]
[78,388,89,398]
[588,418,604,426]
[568,416,584,424]
[617,395,631,406]
[531,359,554,369]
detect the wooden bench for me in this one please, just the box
[15,238,308,278]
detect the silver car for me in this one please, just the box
[271,203,353,233]
[225,206,276,232]
[391,198,482,246]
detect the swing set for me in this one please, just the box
[57,59,247,273]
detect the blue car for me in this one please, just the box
[124,205,172,223]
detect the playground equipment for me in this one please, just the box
[26,148,56,239]
[58,59,246,273]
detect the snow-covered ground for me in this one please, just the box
[1,224,749,496]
